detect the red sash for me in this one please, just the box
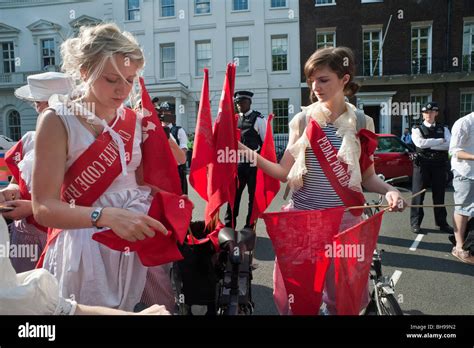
[306,119,365,216]
[36,108,136,267]
[5,137,48,233]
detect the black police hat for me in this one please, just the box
[234,90,253,102]
[421,102,439,112]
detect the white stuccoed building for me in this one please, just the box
[0,0,301,146]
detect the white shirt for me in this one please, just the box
[240,109,267,142]
[411,121,451,151]
[167,124,188,150]
[449,113,474,179]
[0,216,77,315]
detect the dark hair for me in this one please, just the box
[304,46,360,103]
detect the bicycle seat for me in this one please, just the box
[218,227,256,253]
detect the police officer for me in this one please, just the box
[410,102,453,234]
[224,91,266,229]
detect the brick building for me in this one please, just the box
[299,0,474,135]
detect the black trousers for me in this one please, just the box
[177,164,188,195]
[224,164,257,228]
[410,161,448,228]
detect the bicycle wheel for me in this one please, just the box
[377,293,403,315]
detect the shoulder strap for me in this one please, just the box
[355,109,366,132]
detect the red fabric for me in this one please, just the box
[189,68,214,201]
[358,128,378,174]
[139,77,182,195]
[92,191,193,267]
[334,211,384,315]
[262,207,345,315]
[4,139,48,233]
[205,63,238,225]
[4,140,22,183]
[250,114,280,224]
[307,119,365,216]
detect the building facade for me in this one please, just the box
[299,0,474,135]
[0,0,301,142]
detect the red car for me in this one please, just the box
[373,134,414,179]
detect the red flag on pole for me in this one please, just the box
[205,63,238,225]
[334,211,384,315]
[262,207,345,315]
[189,68,214,201]
[139,77,182,195]
[250,114,280,225]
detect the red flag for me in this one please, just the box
[189,68,214,201]
[205,63,238,225]
[93,191,193,266]
[139,77,182,195]
[334,211,384,315]
[262,207,345,315]
[250,114,280,224]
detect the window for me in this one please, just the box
[411,26,431,74]
[195,0,211,14]
[376,136,407,153]
[160,43,175,79]
[233,0,248,11]
[272,99,289,134]
[316,31,335,49]
[363,30,382,76]
[1,42,15,74]
[41,38,55,69]
[233,38,249,74]
[126,0,140,20]
[271,0,287,8]
[7,110,21,141]
[410,94,430,123]
[460,93,474,117]
[361,0,383,3]
[315,0,336,6]
[271,35,288,72]
[196,40,211,76]
[161,0,175,17]
[462,22,474,72]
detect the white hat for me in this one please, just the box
[14,72,75,102]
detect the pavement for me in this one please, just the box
[187,180,473,315]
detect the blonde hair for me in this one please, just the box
[304,46,360,103]
[61,23,144,100]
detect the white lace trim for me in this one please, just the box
[286,101,363,192]
[48,94,128,176]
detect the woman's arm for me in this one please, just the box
[169,139,186,164]
[238,142,294,182]
[361,163,405,211]
[32,110,166,242]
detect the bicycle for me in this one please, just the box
[362,175,409,316]
[171,222,255,315]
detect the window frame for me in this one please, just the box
[462,21,474,72]
[411,25,432,74]
[1,41,15,74]
[40,38,55,69]
[160,0,176,18]
[362,29,383,77]
[125,0,141,21]
[316,30,336,49]
[6,109,21,141]
[460,92,474,117]
[160,43,176,79]
[271,34,289,73]
[194,0,211,15]
[232,37,250,74]
[272,99,289,135]
[232,0,249,12]
[314,0,336,7]
[270,0,287,8]
[195,40,212,76]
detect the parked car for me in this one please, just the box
[374,134,414,179]
[0,135,16,150]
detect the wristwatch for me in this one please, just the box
[91,207,104,227]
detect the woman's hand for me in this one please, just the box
[2,200,33,220]
[0,185,21,203]
[385,190,406,212]
[135,304,171,315]
[98,207,168,242]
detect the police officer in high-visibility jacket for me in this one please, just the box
[224,91,266,229]
[411,102,454,234]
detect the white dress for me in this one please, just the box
[41,103,152,311]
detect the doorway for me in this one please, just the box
[364,105,381,133]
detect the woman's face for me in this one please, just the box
[34,101,48,113]
[310,66,349,103]
[87,54,139,111]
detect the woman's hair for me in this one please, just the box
[61,23,144,95]
[304,46,360,102]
